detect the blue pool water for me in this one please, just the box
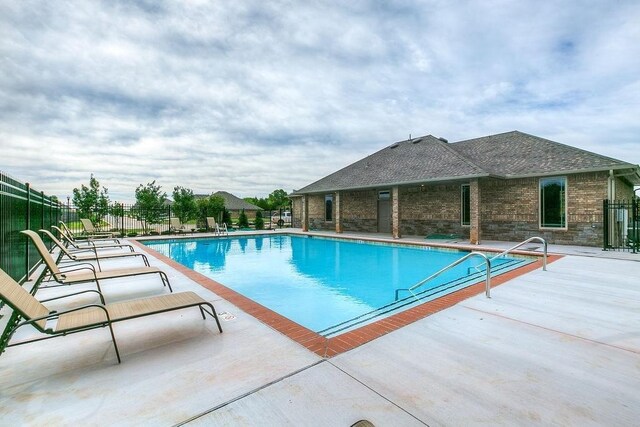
[143,235,528,335]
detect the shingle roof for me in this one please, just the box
[451,131,633,177]
[214,191,261,210]
[293,131,639,194]
[196,191,260,210]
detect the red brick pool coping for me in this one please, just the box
[131,238,562,358]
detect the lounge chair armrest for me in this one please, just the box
[50,303,110,319]
[39,288,106,304]
[57,263,98,279]
[58,262,96,274]
[88,233,118,241]
[11,303,109,336]
[65,247,97,255]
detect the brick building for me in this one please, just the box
[290,131,640,246]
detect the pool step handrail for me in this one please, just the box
[395,251,492,301]
[490,237,547,271]
[467,236,548,275]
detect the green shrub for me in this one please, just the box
[254,210,264,230]
[238,209,249,228]
[126,231,138,237]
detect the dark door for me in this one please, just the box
[378,191,391,233]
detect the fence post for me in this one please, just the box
[634,198,638,254]
[25,183,31,277]
[602,199,608,251]
[40,190,45,233]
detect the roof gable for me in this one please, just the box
[295,136,487,194]
[196,191,261,210]
[294,131,639,194]
[213,191,261,210]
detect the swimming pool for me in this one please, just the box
[143,235,530,336]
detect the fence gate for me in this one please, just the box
[603,199,639,253]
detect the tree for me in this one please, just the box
[238,209,249,228]
[244,196,270,210]
[172,186,197,223]
[222,208,232,227]
[244,189,290,211]
[196,194,225,227]
[110,203,124,217]
[267,189,289,210]
[72,174,110,225]
[134,181,167,233]
[254,210,264,230]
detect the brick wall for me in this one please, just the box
[341,190,378,232]
[307,194,329,230]
[291,197,303,228]
[296,171,619,246]
[479,172,609,246]
[296,190,378,231]
[398,184,469,237]
[615,177,634,200]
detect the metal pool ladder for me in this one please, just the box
[394,236,548,302]
[395,251,492,300]
[489,236,547,271]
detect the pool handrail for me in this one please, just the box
[489,237,547,271]
[395,251,492,301]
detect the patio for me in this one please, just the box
[1,231,638,425]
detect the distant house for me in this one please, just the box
[197,191,261,217]
[290,131,640,246]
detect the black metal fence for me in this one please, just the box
[58,204,292,237]
[603,199,639,253]
[0,171,60,282]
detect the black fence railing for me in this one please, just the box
[0,171,60,283]
[57,205,293,237]
[603,199,639,253]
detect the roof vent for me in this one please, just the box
[389,144,399,149]
[412,138,422,144]
[438,137,448,143]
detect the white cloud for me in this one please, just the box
[1,0,639,202]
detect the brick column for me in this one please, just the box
[470,179,481,244]
[335,192,342,233]
[302,195,309,232]
[392,186,401,239]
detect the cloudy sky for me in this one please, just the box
[1,0,639,202]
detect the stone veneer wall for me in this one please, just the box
[304,194,327,230]
[479,172,611,246]
[291,197,303,228]
[398,184,469,238]
[296,191,378,232]
[340,189,378,232]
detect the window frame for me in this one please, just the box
[324,194,333,222]
[378,190,390,200]
[539,176,568,230]
[461,184,470,227]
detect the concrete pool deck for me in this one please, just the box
[1,231,638,425]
